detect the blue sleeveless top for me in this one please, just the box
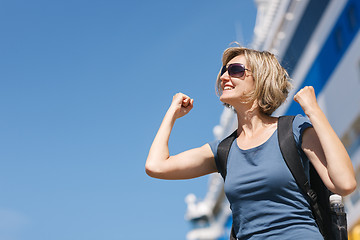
[208,115,323,239]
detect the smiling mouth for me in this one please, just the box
[224,86,234,90]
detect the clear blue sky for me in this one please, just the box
[0,1,256,239]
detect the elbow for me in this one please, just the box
[345,180,357,196]
[145,162,162,178]
[145,162,155,177]
[336,179,357,196]
[145,166,156,178]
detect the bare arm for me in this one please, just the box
[294,86,356,196]
[145,93,218,180]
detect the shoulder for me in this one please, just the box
[208,140,221,157]
[291,114,313,147]
[207,129,238,157]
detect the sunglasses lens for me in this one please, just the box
[228,64,245,77]
[220,64,246,77]
[221,65,227,76]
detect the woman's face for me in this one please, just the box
[219,55,254,106]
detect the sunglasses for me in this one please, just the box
[221,63,250,78]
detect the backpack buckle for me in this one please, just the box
[307,189,317,202]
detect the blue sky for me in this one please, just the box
[0,1,256,239]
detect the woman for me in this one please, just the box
[145,46,356,239]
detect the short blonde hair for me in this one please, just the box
[216,45,292,115]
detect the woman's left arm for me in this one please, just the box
[294,86,357,196]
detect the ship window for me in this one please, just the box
[347,4,357,31]
[335,27,344,51]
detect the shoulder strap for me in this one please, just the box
[216,130,237,180]
[277,115,325,237]
[278,116,310,194]
[217,129,238,240]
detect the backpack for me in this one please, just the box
[216,115,347,240]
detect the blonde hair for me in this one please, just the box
[216,45,292,115]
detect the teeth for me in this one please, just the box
[224,86,233,90]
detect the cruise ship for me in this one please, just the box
[185,0,360,239]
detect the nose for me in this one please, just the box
[220,71,230,83]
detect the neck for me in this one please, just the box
[233,102,275,136]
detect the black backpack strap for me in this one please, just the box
[216,130,238,240]
[216,129,237,180]
[278,115,325,236]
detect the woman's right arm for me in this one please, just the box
[145,93,218,180]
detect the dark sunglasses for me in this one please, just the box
[221,63,250,78]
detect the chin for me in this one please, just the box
[219,95,232,106]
